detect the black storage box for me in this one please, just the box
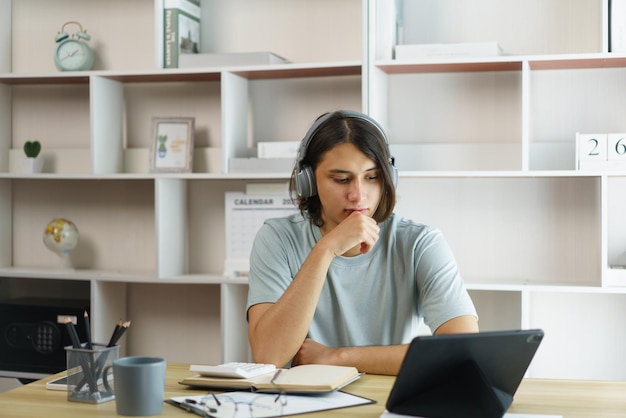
[0,298,90,375]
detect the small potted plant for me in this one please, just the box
[158,135,168,158]
[21,140,44,173]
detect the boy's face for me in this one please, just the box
[314,142,382,232]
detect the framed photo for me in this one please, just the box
[149,117,195,172]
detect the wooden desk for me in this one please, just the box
[0,363,625,417]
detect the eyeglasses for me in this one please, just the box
[192,392,287,418]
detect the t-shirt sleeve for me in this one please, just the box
[414,228,478,332]
[246,222,294,315]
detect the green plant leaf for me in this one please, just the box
[23,141,41,158]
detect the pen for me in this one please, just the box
[270,369,283,385]
[165,399,204,417]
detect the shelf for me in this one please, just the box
[376,53,626,74]
[6,169,625,181]
[165,274,248,285]
[467,282,626,294]
[0,173,156,180]
[528,53,626,70]
[0,73,90,85]
[0,61,361,85]
[6,169,620,181]
[230,61,361,79]
[0,172,292,180]
[398,170,615,179]
[0,267,152,282]
[377,57,523,74]
[0,267,250,286]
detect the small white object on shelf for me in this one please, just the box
[606,265,626,287]
[229,158,294,174]
[21,140,43,173]
[576,132,626,170]
[394,42,503,60]
[20,157,44,174]
[257,141,300,159]
[178,51,288,68]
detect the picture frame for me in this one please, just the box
[149,117,195,172]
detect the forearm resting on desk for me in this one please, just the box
[295,338,409,376]
[292,315,479,375]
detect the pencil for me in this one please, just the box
[83,310,93,350]
[110,320,131,346]
[64,316,81,348]
[65,316,98,394]
[107,319,123,347]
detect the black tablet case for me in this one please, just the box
[385,329,544,418]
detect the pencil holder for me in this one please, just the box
[65,343,119,404]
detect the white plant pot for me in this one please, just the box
[21,156,44,173]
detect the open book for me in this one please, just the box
[179,364,362,394]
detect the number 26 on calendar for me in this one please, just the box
[577,133,626,169]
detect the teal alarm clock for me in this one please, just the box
[54,21,94,71]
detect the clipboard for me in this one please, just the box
[166,390,375,417]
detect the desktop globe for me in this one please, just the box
[43,218,79,267]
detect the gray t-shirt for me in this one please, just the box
[247,212,477,347]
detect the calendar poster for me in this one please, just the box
[224,192,297,277]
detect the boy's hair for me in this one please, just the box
[289,110,397,227]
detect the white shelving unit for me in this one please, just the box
[1,0,626,380]
[0,0,362,369]
[370,0,626,380]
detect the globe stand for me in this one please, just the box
[56,252,75,271]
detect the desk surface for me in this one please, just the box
[1,363,625,417]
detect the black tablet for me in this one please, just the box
[386,329,544,418]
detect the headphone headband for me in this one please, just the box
[296,110,390,168]
[295,110,397,198]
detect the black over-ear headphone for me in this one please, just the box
[294,110,398,198]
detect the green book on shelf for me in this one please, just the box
[163,0,201,68]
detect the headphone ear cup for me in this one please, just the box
[295,165,316,198]
[390,163,398,188]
